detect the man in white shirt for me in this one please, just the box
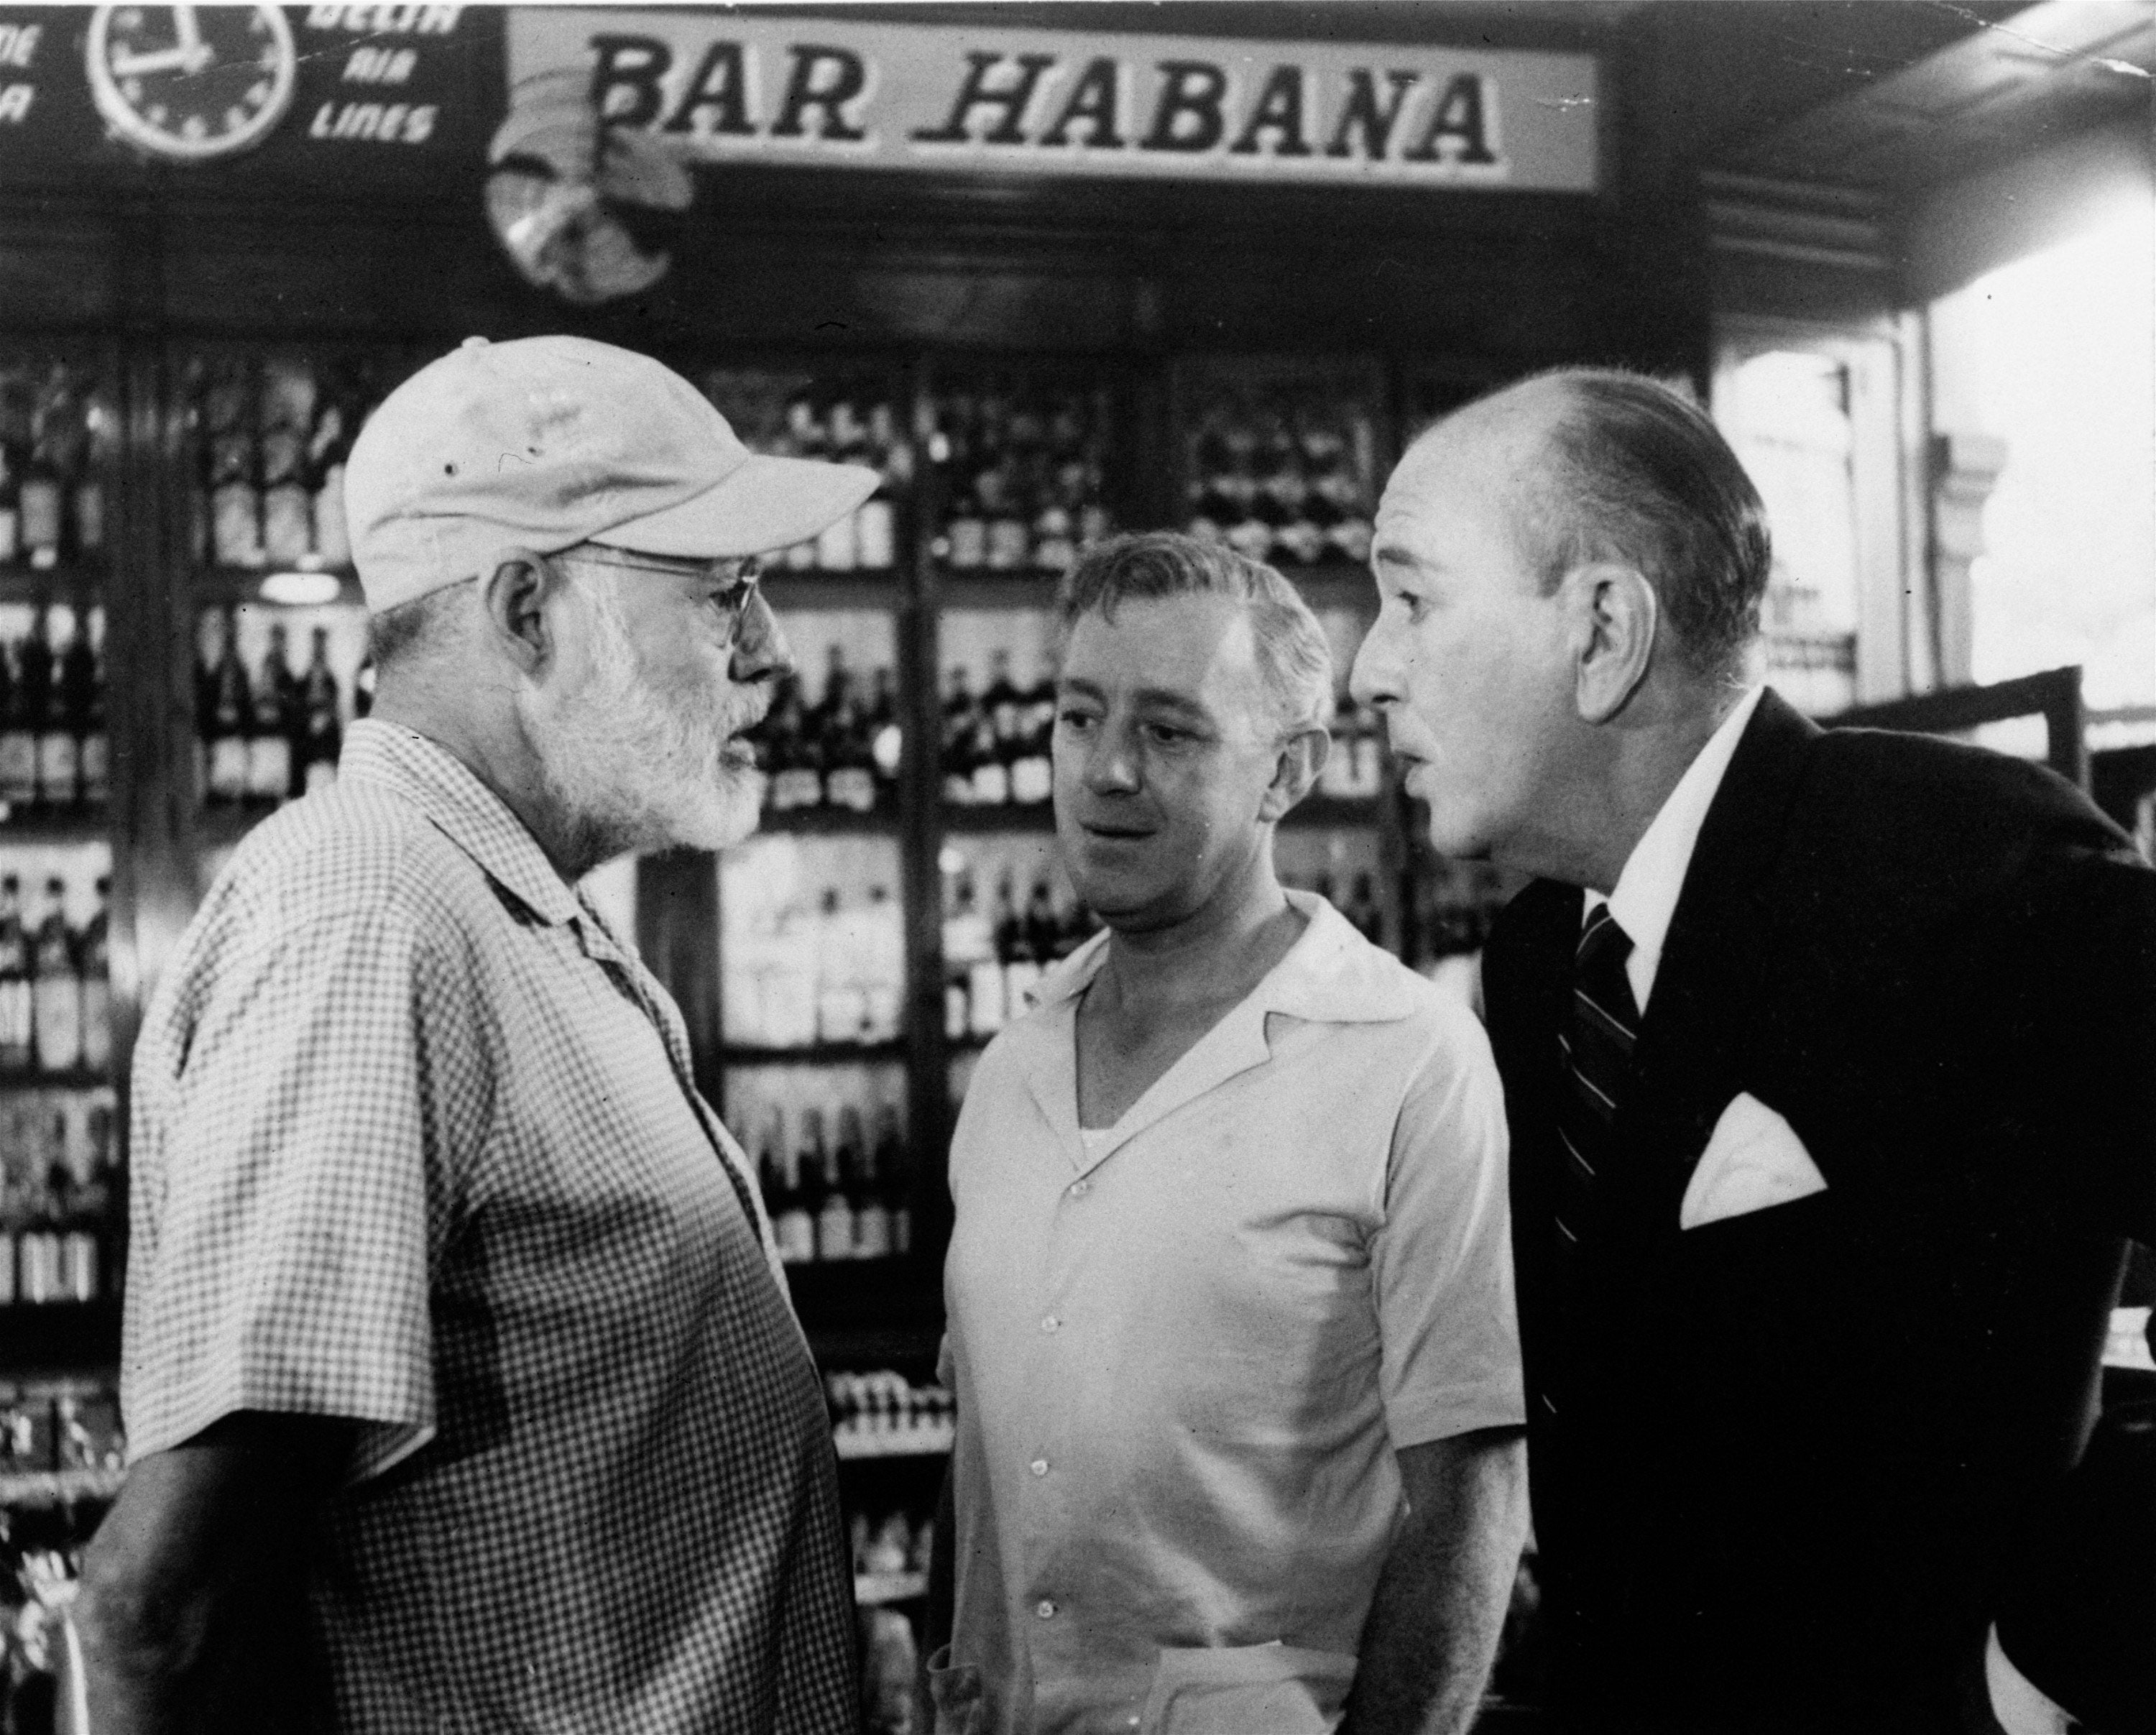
[934,532,1528,1735]
[1349,369,2156,1734]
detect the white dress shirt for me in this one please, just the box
[1585,684,2075,1735]
[1589,684,1765,1013]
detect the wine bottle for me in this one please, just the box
[28,607,75,809]
[248,621,297,804]
[78,878,111,1075]
[29,878,80,1076]
[0,878,32,1074]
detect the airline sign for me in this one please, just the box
[505,11,1600,192]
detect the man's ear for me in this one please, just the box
[1258,726,1330,824]
[1562,561,1657,724]
[478,548,565,675]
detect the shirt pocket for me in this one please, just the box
[1138,1643,1358,1735]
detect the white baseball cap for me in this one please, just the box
[346,335,880,611]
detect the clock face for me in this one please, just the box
[86,4,298,162]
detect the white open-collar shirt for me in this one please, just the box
[939,892,1524,1735]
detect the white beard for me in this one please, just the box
[516,572,767,865]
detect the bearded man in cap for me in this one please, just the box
[75,336,877,1734]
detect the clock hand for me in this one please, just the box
[172,5,213,73]
[109,43,197,76]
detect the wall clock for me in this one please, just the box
[86,4,298,162]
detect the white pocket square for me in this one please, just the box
[1679,1092,1828,1230]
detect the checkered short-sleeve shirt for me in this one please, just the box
[124,720,857,1734]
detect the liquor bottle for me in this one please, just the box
[59,1110,105,1304]
[867,666,903,798]
[763,1109,815,1266]
[206,608,254,805]
[982,461,1031,572]
[210,425,265,570]
[963,882,1005,1039]
[78,878,111,1074]
[860,884,904,1041]
[983,648,1023,767]
[299,625,342,793]
[29,607,75,801]
[1345,873,1386,951]
[798,1110,848,1261]
[0,419,19,565]
[855,402,900,571]
[768,677,823,814]
[19,385,65,571]
[30,878,81,1076]
[0,636,31,810]
[941,666,980,805]
[817,650,876,814]
[259,423,313,569]
[873,1104,913,1256]
[0,1113,21,1306]
[63,605,102,807]
[0,881,30,1075]
[247,621,297,804]
[996,878,1041,1018]
[839,1105,889,1258]
[308,373,352,568]
[1024,881,1061,974]
[1010,654,1056,806]
[75,385,111,559]
[783,395,824,571]
[813,887,868,1045]
[16,1127,62,1304]
[967,704,1009,806]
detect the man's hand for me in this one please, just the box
[70,1412,356,1735]
[1341,1427,1529,1735]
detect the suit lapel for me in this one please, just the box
[1599,691,1822,1241]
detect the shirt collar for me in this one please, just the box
[1031,888,1424,1026]
[338,719,585,929]
[1594,684,1765,1011]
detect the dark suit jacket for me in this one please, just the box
[1483,690,2156,1733]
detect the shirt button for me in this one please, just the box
[1069,1179,1090,1196]
[1036,1598,1056,1619]
[1041,1314,1061,1333]
[1030,1458,1049,1477]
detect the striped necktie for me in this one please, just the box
[1552,903,1639,1269]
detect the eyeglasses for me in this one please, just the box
[556,545,765,641]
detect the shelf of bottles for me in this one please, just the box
[0,1372,124,1730]
[179,345,428,887]
[0,354,114,847]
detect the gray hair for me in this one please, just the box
[1056,531,1334,737]
[1501,368,1772,678]
[367,576,474,673]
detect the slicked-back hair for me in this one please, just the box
[1056,531,1335,738]
[1506,368,1772,678]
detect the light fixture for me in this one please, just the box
[259,571,344,607]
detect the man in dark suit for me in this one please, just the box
[1349,368,2156,1734]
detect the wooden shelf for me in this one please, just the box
[0,804,111,844]
[936,571,1061,612]
[722,1041,908,1067]
[0,562,106,602]
[0,1465,125,1510]
[1284,794,1385,829]
[193,565,364,607]
[939,801,1054,834]
[0,1299,121,1373]
[757,805,901,836]
[855,1570,928,1606]
[762,571,906,612]
[1281,561,1378,612]
[0,1068,114,1093]
[834,1423,954,1461]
